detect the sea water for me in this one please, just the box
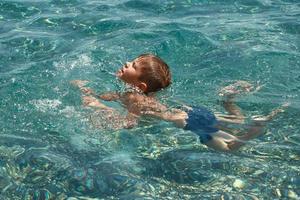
[0,0,299,199]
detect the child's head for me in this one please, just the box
[116,54,171,93]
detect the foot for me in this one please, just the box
[251,102,290,124]
[219,81,261,98]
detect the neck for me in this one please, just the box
[125,85,145,94]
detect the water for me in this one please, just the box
[0,0,300,199]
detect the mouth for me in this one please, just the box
[116,68,124,77]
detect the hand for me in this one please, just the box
[80,87,94,95]
[70,80,89,88]
[70,80,94,95]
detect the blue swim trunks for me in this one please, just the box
[183,106,219,143]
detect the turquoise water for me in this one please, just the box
[1,0,300,199]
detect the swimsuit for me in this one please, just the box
[183,106,219,143]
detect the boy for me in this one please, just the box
[72,54,287,151]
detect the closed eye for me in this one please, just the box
[132,62,136,69]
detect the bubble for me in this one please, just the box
[30,99,62,113]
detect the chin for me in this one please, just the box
[116,72,123,78]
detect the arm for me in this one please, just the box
[70,80,95,95]
[142,108,187,128]
[97,92,120,101]
[80,89,120,102]
[70,80,120,101]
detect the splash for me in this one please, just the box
[30,99,62,113]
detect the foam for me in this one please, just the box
[30,99,62,112]
[53,54,92,72]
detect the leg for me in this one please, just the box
[205,131,244,151]
[215,113,245,124]
[218,80,260,98]
[216,81,262,123]
[221,97,244,117]
[218,81,256,116]
[214,112,246,135]
[250,102,289,122]
[236,103,289,141]
[205,127,265,152]
[208,103,289,151]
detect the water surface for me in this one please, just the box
[0,0,300,199]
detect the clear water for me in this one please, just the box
[1,0,300,199]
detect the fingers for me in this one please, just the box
[218,80,262,98]
[70,80,95,95]
[80,87,93,95]
[282,102,290,108]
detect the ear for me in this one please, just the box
[138,82,148,92]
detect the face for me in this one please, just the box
[116,58,143,87]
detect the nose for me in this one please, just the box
[125,62,130,68]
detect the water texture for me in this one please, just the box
[0,0,300,199]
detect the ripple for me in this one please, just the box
[53,53,93,72]
[0,0,299,199]
[278,21,300,35]
[0,36,65,67]
[30,98,62,112]
[0,2,41,20]
[122,0,161,13]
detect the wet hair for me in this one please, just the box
[136,54,171,93]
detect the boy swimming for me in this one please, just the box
[72,54,287,151]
